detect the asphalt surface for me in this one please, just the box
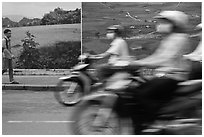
[2,89,202,135]
[2,69,202,135]
[2,70,78,134]
[2,90,75,135]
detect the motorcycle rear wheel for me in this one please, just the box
[54,80,83,106]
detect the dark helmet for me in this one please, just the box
[107,25,124,36]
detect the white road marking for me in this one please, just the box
[8,121,33,123]
[8,121,75,123]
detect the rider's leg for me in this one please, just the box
[96,63,115,82]
[136,77,179,115]
[188,61,202,80]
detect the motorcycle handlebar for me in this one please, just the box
[78,53,102,61]
[109,63,142,74]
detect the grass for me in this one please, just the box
[8,24,81,57]
[82,2,201,61]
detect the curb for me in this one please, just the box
[2,84,58,91]
[4,69,71,76]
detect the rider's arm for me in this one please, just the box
[99,52,112,59]
[183,41,202,62]
[133,35,188,67]
[90,42,120,60]
[90,52,111,60]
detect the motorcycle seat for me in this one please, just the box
[174,80,202,96]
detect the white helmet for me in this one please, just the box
[154,11,188,29]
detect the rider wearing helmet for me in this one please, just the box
[133,10,191,80]
[131,11,192,114]
[91,24,130,81]
[184,23,202,79]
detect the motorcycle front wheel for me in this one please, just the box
[54,79,83,106]
[71,102,129,135]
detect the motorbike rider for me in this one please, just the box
[90,25,131,83]
[130,11,192,116]
[183,23,202,80]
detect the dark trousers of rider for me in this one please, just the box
[134,77,179,117]
[96,63,138,81]
[96,63,120,81]
[188,61,202,80]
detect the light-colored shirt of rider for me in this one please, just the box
[135,33,192,80]
[106,37,130,64]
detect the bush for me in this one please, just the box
[39,41,81,69]
[16,41,81,69]
[16,31,81,69]
[16,31,42,68]
[17,48,42,68]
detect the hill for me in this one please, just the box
[2,7,81,28]
[18,17,41,26]
[2,17,18,28]
[3,14,25,22]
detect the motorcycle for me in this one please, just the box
[54,53,100,106]
[70,65,202,135]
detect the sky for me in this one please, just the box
[2,2,81,18]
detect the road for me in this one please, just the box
[2,90,75,135]
[2,90,202,135]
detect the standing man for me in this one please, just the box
[2,28,19,84]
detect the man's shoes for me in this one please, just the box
[10,81,19,84]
